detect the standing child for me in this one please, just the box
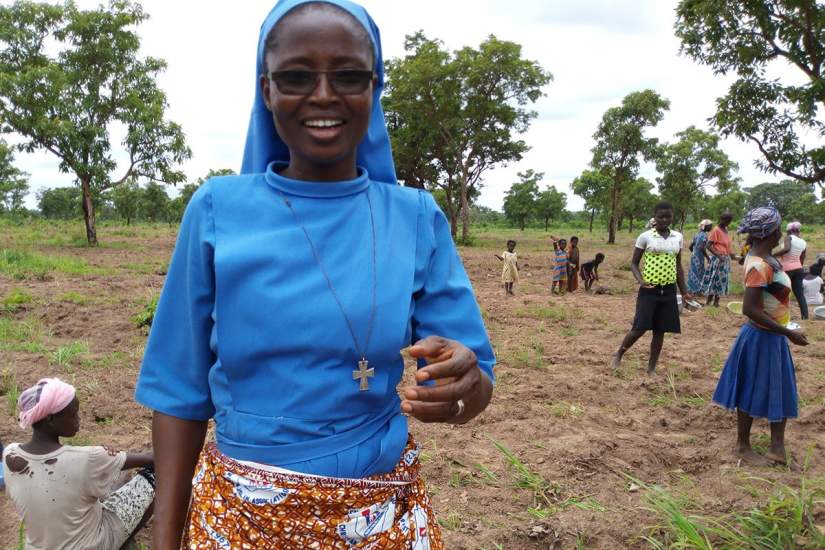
[567,236,580,292]
[551,237,568,294]
[712,207,809,466]
[580,253,605,291]
[495,240,519,296]
[3,378,155,549]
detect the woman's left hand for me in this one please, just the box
[401,336,492,424]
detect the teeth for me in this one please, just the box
[304,119,342,128]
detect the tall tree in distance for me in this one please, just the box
[0,139,28,214]
[590,90,670,244]
[676,0,825,188]
[571,169,611,232]
[621,177,658,233]
[385,32,551,242]
[534,186,566,232]
[502,170,540,231]
[0,1,191,244]
[656,126,739,229]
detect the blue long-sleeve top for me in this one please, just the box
[135,163,495,478]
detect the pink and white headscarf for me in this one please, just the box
[787,221,802,233]
[17,378,76,430]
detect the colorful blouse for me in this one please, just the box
[744,256,791,327]
[635,229,683,286]
[707,226,732,256]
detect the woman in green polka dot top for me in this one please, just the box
[611,202,692,374]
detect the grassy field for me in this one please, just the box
[0,218,823,549]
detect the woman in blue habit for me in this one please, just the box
[135,1,495,548]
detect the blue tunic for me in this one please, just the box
[135,163,495,478]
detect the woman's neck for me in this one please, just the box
[281,154,359,182]
[20,429,62,454]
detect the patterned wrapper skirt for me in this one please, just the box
[701,255,731,296]
[184,437,443,549]
[712,323,798,422]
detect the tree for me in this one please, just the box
[108,179,140,225]
[169,168,236,222]
[385,32,551,242]
[591,90,670,244]
[38,186,81,219]
[534,186,566,231]
[656,126,739,229]
[502,170,540,230]
[0,1,191,244]
[745,180,820,221]
[621,177,658,233]
[676,0,825,189]
[571,169,611,233]
[140,181,170,223]
[705,185,748,220]
[0,139,28,214]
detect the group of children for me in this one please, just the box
[495,237,605,295]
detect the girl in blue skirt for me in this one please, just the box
[713,206,809,466]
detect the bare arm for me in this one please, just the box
[773,235,792,257]
[741,286,806,347]
[676,249,689,297]
[123,452,154,470]
[630,247,645,286]
[494,255,503,261]
[152,412,208,550]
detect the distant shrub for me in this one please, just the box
[132,295,159,328]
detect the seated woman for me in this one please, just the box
[3,378,154,550]
[135,1,495,548]
[803,263,824,307]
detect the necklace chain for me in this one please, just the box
[277,190,377,362]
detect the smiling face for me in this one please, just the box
[261,6,375,181]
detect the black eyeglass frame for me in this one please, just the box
[268,69,375,96]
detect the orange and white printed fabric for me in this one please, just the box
[183,438,443,549]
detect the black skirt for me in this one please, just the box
[631,284,681,333]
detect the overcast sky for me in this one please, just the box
[8,0,794,210]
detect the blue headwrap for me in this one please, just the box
[738,206,782,239]
[241,0,397,185]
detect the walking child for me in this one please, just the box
[712,207,808,466]
[551,237,568,294]
[580,253,605,291]
[3,378,155,549]
[495,239,519,296]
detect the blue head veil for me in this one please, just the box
[241,0,397,185]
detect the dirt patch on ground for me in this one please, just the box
[1,225,823,548]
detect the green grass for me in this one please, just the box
[516,304,569,321]
[438,511,462,531]
[1,288,34,312]
[132,294,159,328]
[56,291,91,305]
[0,317,46,351]
[0,369,20,417]
[547,401,584,418]
[682,394,708,408]
[50,341,90,368]
[491,438,559,508]
[0,249,94,279]
[635,472,825,549]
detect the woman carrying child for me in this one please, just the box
[701,211,737,307]
[495,239,519,295]
[712,207,808,465]
[580,253,604,292]
[3,378,155,549]
[688,219,712,295]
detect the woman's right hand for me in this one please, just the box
[788,330,809,346]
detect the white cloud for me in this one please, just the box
[7,0,789,210]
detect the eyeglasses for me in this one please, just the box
[268,69,374,95]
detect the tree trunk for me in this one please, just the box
[544,217,549,231]
[80,179,98,246]
[589,209,595,233]
[519,218,525,231]
[629,216,634,233]
[448,210,458,239]
[608,182,619,244]
[459,180,470,245]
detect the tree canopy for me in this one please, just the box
[590,90,670,243]
[0,139,28,214]
[676,0,825,188]
[384,32,551,242]
[0,0,190,244]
